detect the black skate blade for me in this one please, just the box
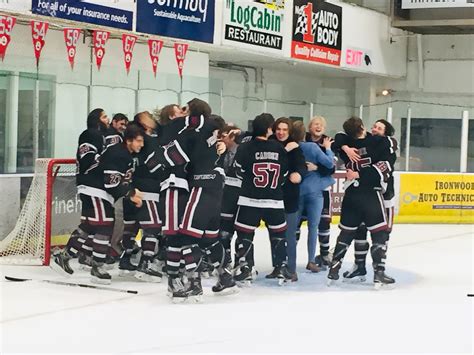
[184,294,204,303]
[90,276,111,285]
[49,262,73,278]
[134,272,162,283]
[342,276,367,284]
[374,282,396,291]
[213,286,240,296]
[236,280,252,288]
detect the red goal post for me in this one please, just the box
[0,158,77,266]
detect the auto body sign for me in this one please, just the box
[291,0,342,66]
[223,0,288,54]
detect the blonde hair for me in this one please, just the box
[308,116,327,131]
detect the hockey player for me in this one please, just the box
[53,108,108,274]
[233,113,290,284]
[104,113,128,150]
[54,122,144,284]
[342,119,397,282]
[146,99,237,301]
[327,117,395,287]
[118,112,163,282]
[218,125,257,279]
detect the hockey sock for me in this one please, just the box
[121,223,138,254]
[66,228,88,257]
[318,217,331,257]
[166,237,184,278]
[92,234,111,263]
[141,229,160,259]
[332,230,356,262]
[270,232,287,267]
[235,232,255,268]
[182,244,204,275]
[354,225,369,265]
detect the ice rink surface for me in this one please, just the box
[1,224,473,354]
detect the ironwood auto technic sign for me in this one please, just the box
[291,0,342,66]
[223,0,288,54]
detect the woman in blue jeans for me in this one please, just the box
[292,121,335,272]
[268,117,306,281]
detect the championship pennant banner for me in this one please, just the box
[148,39,163,77]
[291,0,342,66]
[0,16,16,61]
[174,43,189,78]
[63,28,81,69]
[222,0,288,54]
[122,34,137,74]
[92,30,110,70]
[31,20,49,66]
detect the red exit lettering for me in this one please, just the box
[346,49,363,66]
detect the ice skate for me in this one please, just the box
[327,260,342,286]
[104,254,116,270]
[265,266,280,279]
[91,261,112,285]
[234,265,253,287]
[315,254,331,270]
[184,277,204,303]
[212,269,239,296]
[134,257,163,283]
[168,277,187,303]
[78,251,92,271]
[51,248,74,275]
[343,263,367,283]
[118,252,137,276]
[277,264,296,286]
[374,270,395,290]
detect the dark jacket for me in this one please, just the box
[271,136,307,213]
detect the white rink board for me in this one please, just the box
[1,224,473,354]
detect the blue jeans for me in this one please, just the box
[298,191,324,264]
[285,211,299,273]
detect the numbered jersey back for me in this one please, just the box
[235,138,288,208]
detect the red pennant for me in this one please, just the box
[63,28,81,70]
[30,21,48,66]
[92,30,110,70]
[148,39,163,77]
[122,34,137,74]
[0,15,16,61]
[174,43,188,78]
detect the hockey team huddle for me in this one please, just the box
[53,98,398,302]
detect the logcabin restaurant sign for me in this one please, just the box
[291,0,342,66]
[223,0,287,53]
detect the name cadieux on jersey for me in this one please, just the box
[235,139,288,209]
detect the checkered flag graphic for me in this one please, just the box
[294,5,319,38]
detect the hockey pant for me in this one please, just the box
[66,194,115,264]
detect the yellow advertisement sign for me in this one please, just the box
[399,173,474,223]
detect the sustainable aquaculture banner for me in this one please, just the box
[136,0,215,43]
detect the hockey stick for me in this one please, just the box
[4,276,138,294]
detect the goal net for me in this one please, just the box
[0,158,78,266]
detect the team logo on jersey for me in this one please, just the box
[207,130,219,147]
